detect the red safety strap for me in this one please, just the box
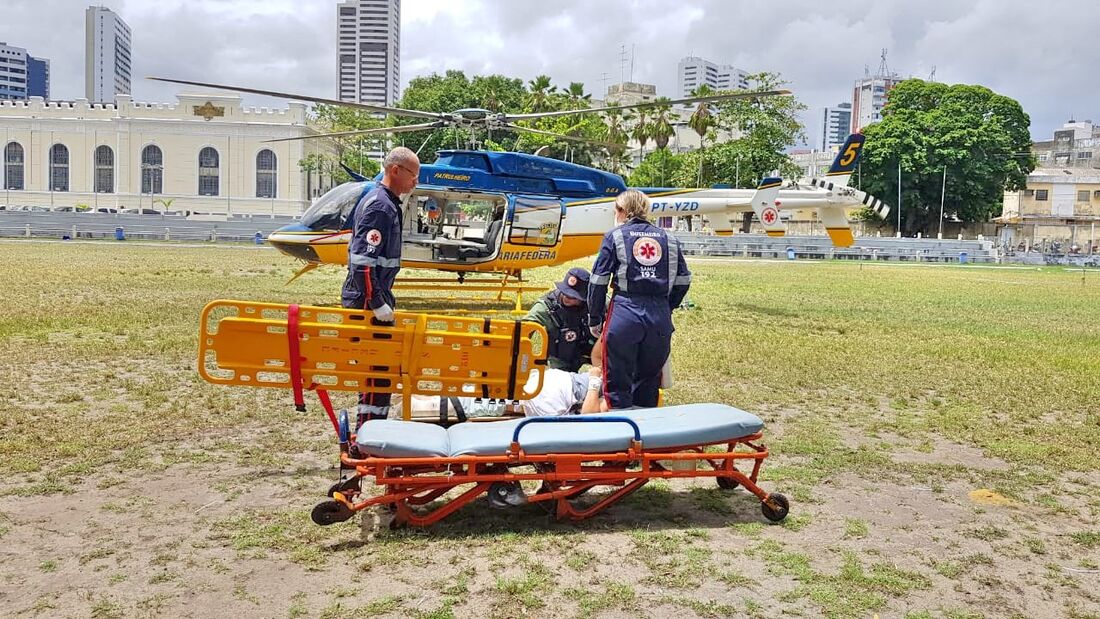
[287,303,306,412]
[289,305,343,439]
[364,266,373,308]
[600,299,614,411]
[316,389,341,437]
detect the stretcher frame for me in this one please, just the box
[314,415,790,529]
[198,300,548,426]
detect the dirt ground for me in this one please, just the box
[2,413,1098,618]
[1,242,1099,618]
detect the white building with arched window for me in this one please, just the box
[0,93,328,215]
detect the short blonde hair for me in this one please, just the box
[615,189,650,221]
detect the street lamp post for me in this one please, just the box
[896,160,902,237]
[938,165,947,239]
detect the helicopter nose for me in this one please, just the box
[268,224,322,262]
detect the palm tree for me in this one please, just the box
[601,109,631,174]
[632,110,651,161]
[650,97,675,150]
[565,82,591,108]
[688,85,718,186]
[526,75,557,113]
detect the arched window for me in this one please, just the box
[3,142,23,191]
[198,147,219,196]
[94,145,114,193]
[256,149,277,198]
[50,144,69,192]
[141,145,163,194]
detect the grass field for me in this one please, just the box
[1,240,1098,618]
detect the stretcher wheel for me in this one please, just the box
[311,500,354,526]
[328,477,360,498]
[761,493,789,522]
[716,476,740,490]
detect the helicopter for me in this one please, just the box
[150,78,890,290]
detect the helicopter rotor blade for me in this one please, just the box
[262,122,446,143]
[504,124,626,149]
[147,77,444,121]
[505,89,792,122]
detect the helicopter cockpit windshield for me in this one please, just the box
[300,182,369,230]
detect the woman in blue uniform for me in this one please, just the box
[587,190,691,409]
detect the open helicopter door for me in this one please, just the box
[504,195,567,254]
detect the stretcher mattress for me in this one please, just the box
[355,404,764,459]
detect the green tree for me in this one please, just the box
[627,148,685,187]
[650,97,675,150]
[688,85,718,186]
[565,82,591,108]
[526,74,557,113]
[632,109,652,160]
[859,80,1034,235]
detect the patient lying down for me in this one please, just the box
[393,337,608,418]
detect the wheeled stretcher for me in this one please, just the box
[315,403,790,528]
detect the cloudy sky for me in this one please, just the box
[4,0,1096,141]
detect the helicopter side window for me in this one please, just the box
[300,182,368,230]
[507,197,564,248]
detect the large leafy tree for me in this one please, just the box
[626,72,806,190]
[711,72,806,187]
[859,80,1034,235]
[395,70,527,160]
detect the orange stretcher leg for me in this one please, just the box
[315,431,790,529]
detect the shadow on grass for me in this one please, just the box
[331,484,774,549]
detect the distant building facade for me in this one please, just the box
[0,43,50,101]
[85,6,132,103]
[998,120,1100,249]
[790,149,840,182]
[851,73,900,133]
[677,56,749,98]
[821,102,851,151]
[605,81,656,107]
[337,0,401,106]
[27,56,49,99]
[0,94,326,215]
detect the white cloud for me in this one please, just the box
[2,0,1095,139]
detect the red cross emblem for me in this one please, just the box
[632,237,662,266]
[366,229,382,247]
[761,207,778,225]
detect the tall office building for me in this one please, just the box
[337,0,401,106]
[850,50,901,133]
[820,102,851,151]
[27,56,49,99]
[85,6,132,103]
[677,56,749,98]
[0,43,49,100]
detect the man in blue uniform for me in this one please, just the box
[522,267,595,372]
[341,146,420,427]
[587,189,691,410]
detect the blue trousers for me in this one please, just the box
[342,297,394,427]
[601,297,671,409]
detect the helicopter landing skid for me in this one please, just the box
[392,276,545,314]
